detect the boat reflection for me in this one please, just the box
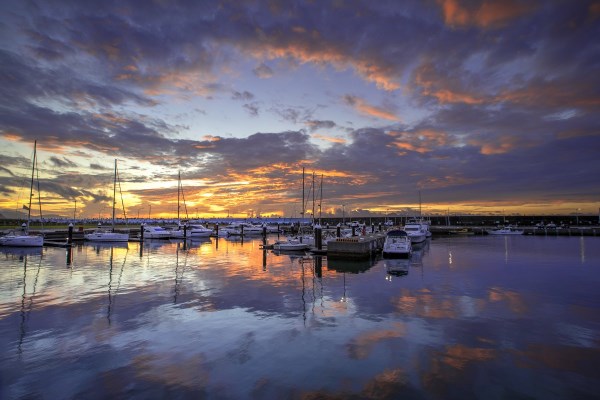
[327,257,376,274]
[88,242,129,253]
[384,258,410,277]
[0,246,43,258]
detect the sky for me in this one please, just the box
[0,0,599,220]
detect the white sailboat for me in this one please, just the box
[84,160,129,242]
[0,141,44,247]
[168,171,189,239]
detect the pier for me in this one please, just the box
[326,234,386,259]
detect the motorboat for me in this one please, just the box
[141,225,171,239]
[189,224,213,238]
[487,225,524,235]
[382,229,412,258]
[223,222,264,236]
[272,237,310,251]
[403,220,428,244]
[166,224,187,238]
[448,228,474,235]
[85,226,129,242]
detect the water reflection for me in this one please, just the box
[0,235,598,399]
[106,246,128,324]
[18,253,42,356]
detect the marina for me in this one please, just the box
[1,234,598,399]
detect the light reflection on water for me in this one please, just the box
[0,235,599,399]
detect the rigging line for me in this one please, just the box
[116,162,128,223]
[27,141,36,227]
[35,153,44,230]
[180,177,189,220]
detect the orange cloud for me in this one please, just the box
[241,33,400,91]
[388,129,456,154]
[344,95,400,121]
[311,133,347,144]
[438,0,535,28]
[466,134,537,155]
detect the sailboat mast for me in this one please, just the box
[177,171,181,222]
[419,190,422,218]
[312,171,315,225]
[112,159,117,231]
[319,174,323,225]
[27,141,37,228]
[301,167,305,222]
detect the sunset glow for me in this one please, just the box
[0,1,598,219]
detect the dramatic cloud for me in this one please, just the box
[0,0,598,216]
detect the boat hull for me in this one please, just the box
[0,235,44,247]
[84,232,129,242]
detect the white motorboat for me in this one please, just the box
[166,224,186,238]
[189,224,213,238]
[0,141,44,248]
[382,229,412,258]
[141,225,171,239]
[487,226,524,235]
[272,237,310,251]
[403,220,428,244]
[84,160,130,242]
[227,223,264,236]
[85,229,129,242]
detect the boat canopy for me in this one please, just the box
[386,229,409,237]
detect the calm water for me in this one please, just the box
[1,235,599,399]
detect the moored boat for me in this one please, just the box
[382,229,412,258]
[0,141,44,248]
[84,159,130,242]
[272,237,310,251]
[141,225,171,239]
[487,225,524,235]
[403,220,428,244]
[189,224,213,238]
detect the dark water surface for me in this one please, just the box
[1,235,599,399]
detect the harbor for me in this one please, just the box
[1,234,598,399]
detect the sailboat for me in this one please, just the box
[0,141,44,247]
[272,167,310,251]
[84,159,129,242]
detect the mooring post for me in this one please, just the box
[336,224,341,238]
[352,226,356,236]
[214,223,218,237]
[315,256,322,278]
[183,223,187,239]
[371,224,375,234]
[315,224,322,250]
[67,223,74,245]
[140,224,144,241]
